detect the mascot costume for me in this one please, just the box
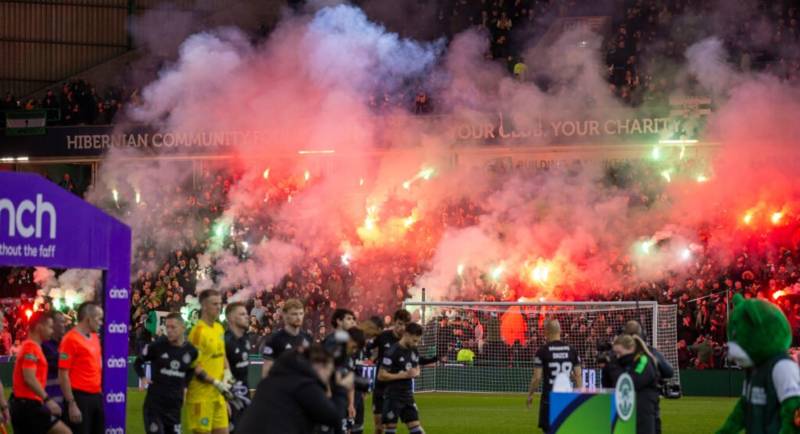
[717,294,800,434]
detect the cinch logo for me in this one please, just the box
[105,428,124,434]
[107,323,128,334]
[106,357,127,368]
[106,392,126,404]
[108,288,129,299]
[0,194,57,239]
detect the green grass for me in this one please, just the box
[121,390,737,433]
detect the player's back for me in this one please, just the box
[187,320,225,401]
[535,340,581,395]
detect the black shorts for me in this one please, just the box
[10,396,60,434]
[143,400,182,434]
[381,395,419,425]
[372,384,385,415]
[69,390,104,434]
[538,395,550,431]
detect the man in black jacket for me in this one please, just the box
[237,344,353,434]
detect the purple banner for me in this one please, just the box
[0,172,132,433]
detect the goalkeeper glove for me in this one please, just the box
[213,379,233,399]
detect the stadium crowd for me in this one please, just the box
[4,0,800,124]
[3,159,800,377]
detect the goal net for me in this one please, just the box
[402,301,679,393]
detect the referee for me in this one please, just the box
[134,312,198,434]
[59,302,104,434]
[10,311,71,434]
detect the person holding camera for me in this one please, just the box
[237,344,353,434]
[623,321,674,434]
[607,334,661,434]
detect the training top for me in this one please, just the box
[225,329,252,385]
[58,328,102,394]
[261,328,312,361]
[187,320,226,402]
[381,342,419,398]
[13,339,48,401]
[134,337,198,407]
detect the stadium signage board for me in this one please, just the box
[0,172,132,432]
[0,109,707,159]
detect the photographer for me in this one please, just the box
[237,344,353,434]
[623,321,674,434]
[606,334,661,434]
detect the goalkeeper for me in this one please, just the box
[187,289,235,434]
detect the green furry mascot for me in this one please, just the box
[717,294,800,434]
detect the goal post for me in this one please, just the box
[402,300,680,393]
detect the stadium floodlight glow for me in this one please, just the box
[0,157,13,163]
[297,149,335,155]
[15,156,29,162]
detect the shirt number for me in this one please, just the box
[548,361,573,384]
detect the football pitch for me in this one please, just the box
[121,390,736,433]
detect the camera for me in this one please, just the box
[596,342,615,365]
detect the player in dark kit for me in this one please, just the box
[377,322,425,434]
[224,302,252,433]
[261,299,312,378]
[367,309,411,434]
[526,319,582,433]
[134,313,199,434]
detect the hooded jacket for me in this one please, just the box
[237,350,347,434]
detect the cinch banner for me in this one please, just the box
[0,172,132,433]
